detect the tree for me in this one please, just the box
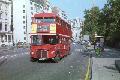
[84,6,101,41]
[102,0,120,47]
[83,0,120,47]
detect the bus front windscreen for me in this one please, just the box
[42,35,59,45]
[31,35,43,45]
[31,35,59,45]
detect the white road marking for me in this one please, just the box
[24,52,28,55]
[70,66,73,68]
[69,72,71,74]
[13,55,16,57]
[75,49,83,52]
[11,56,14,58]
[0,52,29,60]
[0,56,4,59]
[5,56,7,58]
[6,55,9,57]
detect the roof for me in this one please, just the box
[95,36,104,38]
[33,13,71,26]
[34,13,57,18]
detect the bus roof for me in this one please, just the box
[33,13,57,18]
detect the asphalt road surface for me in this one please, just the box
[0,43,89,80]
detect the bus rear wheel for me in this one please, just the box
[30,57,37,62]
[53,52,61,63]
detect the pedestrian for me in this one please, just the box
[95,41,101,56]
[13,42,15,47]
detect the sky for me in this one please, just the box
[50,0,107,19]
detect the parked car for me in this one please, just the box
[1,44,7,47]
[81,40,90,45]
[81,40,86,45]
[17,42,24,48]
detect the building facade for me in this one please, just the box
[70,18,84,42]
[13,0,28,44]
[13,0,51,44]
[0,0,13,46]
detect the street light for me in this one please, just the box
[9,0,14,46]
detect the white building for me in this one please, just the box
[0,0,13,46]
[59,10,68,22]
[13,0,51,44]
[51,6,68,22]
[70,18,84,42]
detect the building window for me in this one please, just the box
[5,13,7,16]
[8,35,11,42]
[5,35,7,42]
[10,25,13,32]
[24,31,26,34]
[40,6,42,9]
[23,16,25,19]
[12,35,13,41]
[1,35,4,43]
[31,12,33,15]
[0,4,2,10]
[23,10,25,13]
[5,24,7,31]
[30,2,32,5]
[0,22,2,31]
[5,4,7,10]
[23,21,25,24]
[0,13,1,18]
[23,26,26,29]
[31,7,33,10]
[24,37,26,40]
[23,5,25,8]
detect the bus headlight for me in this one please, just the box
[31,52,34,55]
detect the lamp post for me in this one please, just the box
[9,0,14,46]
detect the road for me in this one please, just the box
[0,43,89,80]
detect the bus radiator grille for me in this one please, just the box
[36,49,47,58]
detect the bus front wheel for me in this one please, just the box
[53,51,61,63]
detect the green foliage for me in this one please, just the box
[84,7,100,35]
[83,0,120,47]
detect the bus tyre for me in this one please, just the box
[68,47,71,55]
[54,52,61,63]
[30,57,37,62]
[68,51,71,55]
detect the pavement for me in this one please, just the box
[92,58,120,80]
[81,45,120,80]
[91,47,120,80]
[0,46,29,65]
[115,60,120,73]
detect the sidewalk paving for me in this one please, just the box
[92,58,120,80]
[0,46,18,57]
[0,46,29,65]
[91,47,120,80]
[0,46,29,56]
[115,60,120,73]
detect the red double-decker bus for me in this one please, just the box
[30,13,72,62]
